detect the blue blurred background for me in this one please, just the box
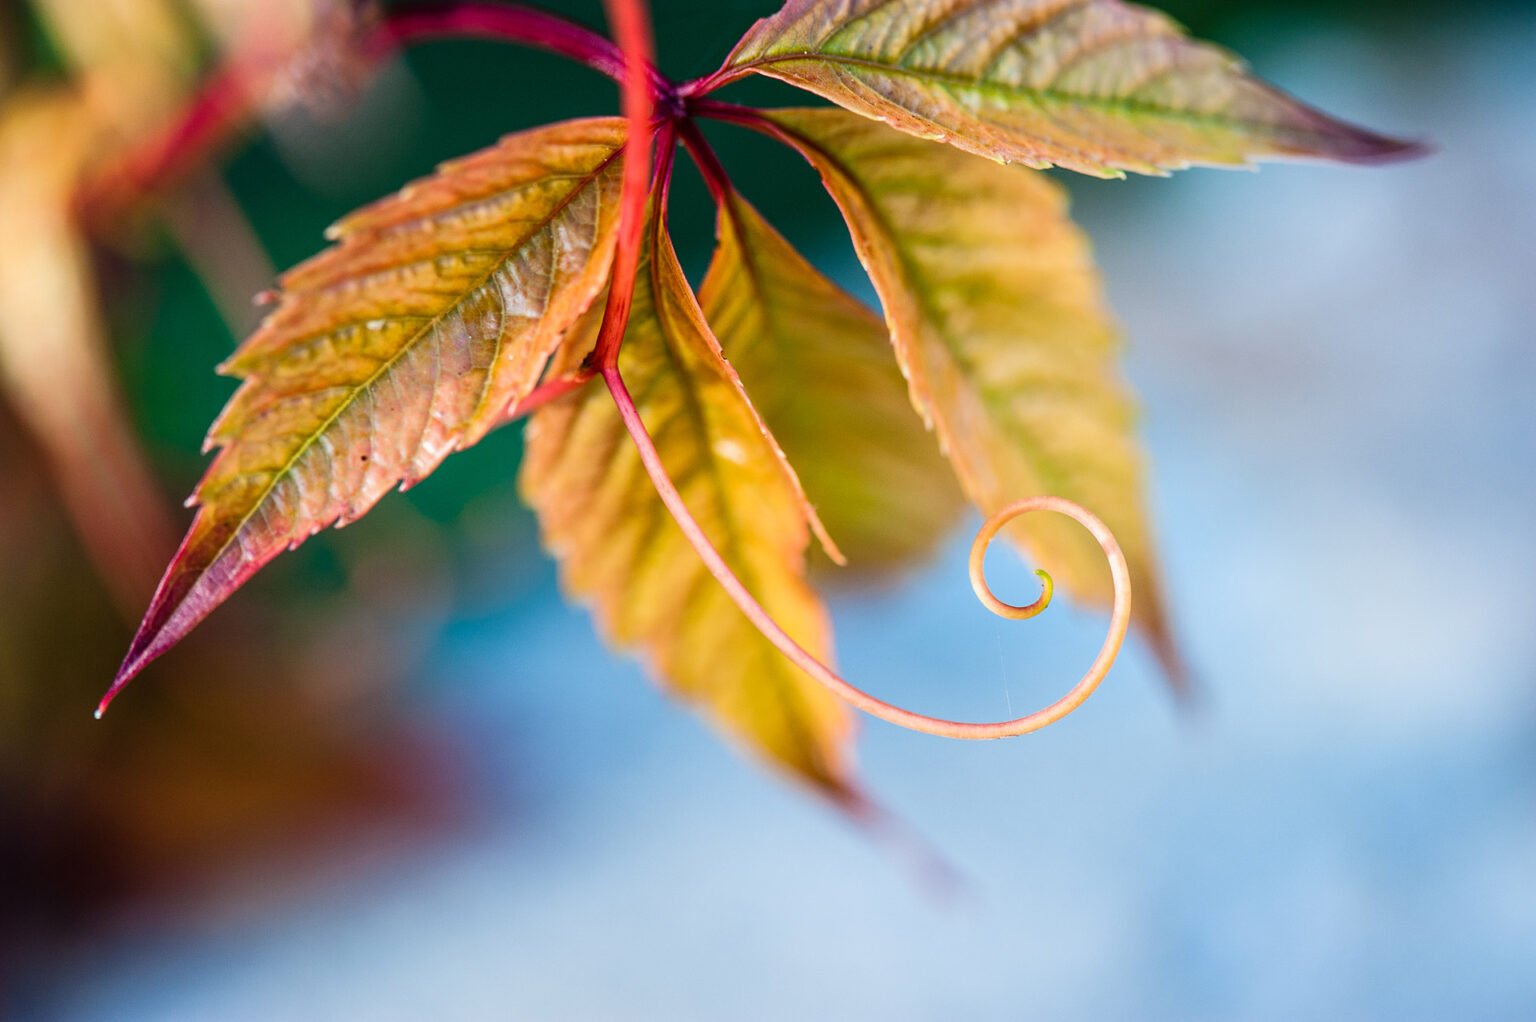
[3,0,1533,1018]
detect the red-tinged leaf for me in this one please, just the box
[761,107,1182,681]
[699,185,964,571]
[519,206,856,795]
[104,117,628,708]
[720,0,1422,177]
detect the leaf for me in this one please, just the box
[519,206,855,796]
[699,185,964,571]
[108,116,627,695]
[0,91,176,615]
[723,0,1420,177]
[761,107,1178,673]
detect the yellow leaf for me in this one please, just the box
[762,107,1178,674]
[724,0,1419,177]
[109,117,626,693]
[700,186,964,572]
[520,208,855,796]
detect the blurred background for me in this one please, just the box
[1,0,1532,1018]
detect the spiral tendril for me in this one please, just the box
[605,367,1133,741]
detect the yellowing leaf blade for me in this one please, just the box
[725,0,1420,177]
[109,117,627,696]
[520,211,855,795]
[764,107,1178,675]
[700,187,964,571]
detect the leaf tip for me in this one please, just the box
[95,652,144,719]
[1360,133,1434,164]
[1330,130,1431,165]
[1293,105,1431,165]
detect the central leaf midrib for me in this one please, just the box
[648,232,760,586]
[739,51,1284,134]
[720,196,800,412]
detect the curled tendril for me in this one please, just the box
[603,368,1132,742]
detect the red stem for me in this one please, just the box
[588,0,660,371]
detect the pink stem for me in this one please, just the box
[601,365,1132,740]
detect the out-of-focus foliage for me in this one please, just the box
[0,0,465,970]
[0,0,201,615]
[0,0,367,614]
[0,402,457,968]
[0,91,175,613]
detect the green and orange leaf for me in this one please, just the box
[520,204,855,796]
[700,185,963,571]
[720,0,1420,177]
[105,117,628,705]
[761,107,1178,676]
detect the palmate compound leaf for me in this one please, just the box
[762,107,1180,677]
[105,117,628,702]
[699,185,966,572]
[722,0,1421,177]
[519,206,856,797]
